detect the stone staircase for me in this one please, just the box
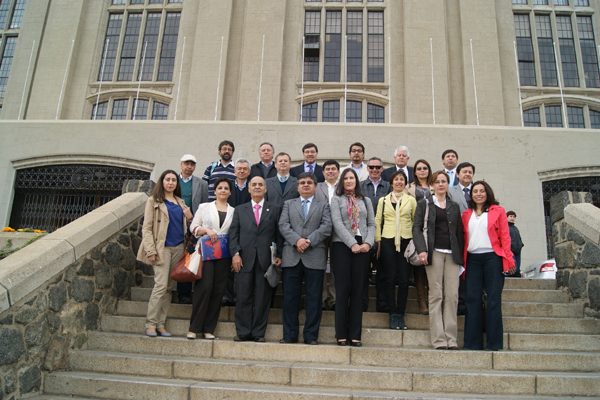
[33,277,600,399]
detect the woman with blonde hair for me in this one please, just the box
[412,170,464,350]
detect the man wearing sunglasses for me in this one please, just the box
[360,157,391,313]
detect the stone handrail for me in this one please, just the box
[0,192,148,314]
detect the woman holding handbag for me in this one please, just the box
[187,177,235,340]
[138,170,193,337]
[375,170,417,330]
[462,181,515,351]
[412,171,464,350]
[331,168,376,347]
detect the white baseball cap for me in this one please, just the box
[180,154,197,163]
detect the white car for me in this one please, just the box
[521,259,557,279]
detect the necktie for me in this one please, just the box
[447,170,453,184]
[302,199,309,219]
[308,164,314,173]
[254,204,261,226]
[463,187,471,203]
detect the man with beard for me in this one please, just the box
[202,140,237,201]
[342,142,369,181]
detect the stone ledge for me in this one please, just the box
[90,192,147,229]
[0,192,148,309]
[0,239,75,306]
[564,204,600,245]
[0,284,8,314]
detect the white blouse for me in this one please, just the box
[467,212,493,254]
[190,201,234,236]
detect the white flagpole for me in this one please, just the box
[215,36,224,121]
[94,38,109,120]
[174,37,185,120]
[18,40,35,120]
[133,41,148,120]
[470,39,480,126]
[344,35,347,123]
[430,38,435,125]
[553,41,568,127]
[300,36,305,122]
[513,41,524,127]
[257,35,265,122]
[388,36,391,124]
[56,39,75,120]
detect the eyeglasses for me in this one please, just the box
[368,165,382,170]
[416,167,429,171]
[350,149,364,153]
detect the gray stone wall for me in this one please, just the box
[551,191,600,319]
[0,218,143,399]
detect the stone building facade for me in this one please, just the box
[0,0,599,265]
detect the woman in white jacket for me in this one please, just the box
[187,177,235,340]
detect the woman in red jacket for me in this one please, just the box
[462,181,516,351]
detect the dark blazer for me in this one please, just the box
[250,162,277,180]
[359,179,391,215]
[227,183,251,207]
[290,163,325,183]
[279,197,331,270]
[412,196,464,266]
[191,176,209,214]
[264,176,299,207]
[445,169,460,187]
[229,201,283,272]
[381,166,414,184]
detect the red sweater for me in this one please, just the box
[462,205,515,272]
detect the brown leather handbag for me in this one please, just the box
[170,238,203,282]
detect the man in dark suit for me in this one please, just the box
[315,160,339,311]
[381,146,413,184]
[230,176,283,342]
[442,149,460,187]
[265,152,299,207]
[290,143,325,182]
[360,157,391,313]
[177,154,208,305]
[279,172,332,344]
[250,142,277,180]
[227,158,252,208]
[447,161,474,315]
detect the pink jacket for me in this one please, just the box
[462,205,515,272]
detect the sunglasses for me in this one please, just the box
[368,165,382,170]
[416,167,429,171]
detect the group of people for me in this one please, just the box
[137,140,521,351]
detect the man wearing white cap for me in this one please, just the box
[177,154,208,304]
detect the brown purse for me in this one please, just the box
[170,238,203,282]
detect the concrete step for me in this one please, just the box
[118,298,584,320]
[85,332,600,373]
[141,276,556,291]
[131,286,571,308]
[113,302,598,335]
[43,369,600,399]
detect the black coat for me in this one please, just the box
[250,162,277,180]
[290,163,325,182]
[412,196,464,266]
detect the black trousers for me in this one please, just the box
[282,260,324,342]
[380,237,412,315]
[331,237,369,341]
[189,257,231,334]
[234,257,272,340]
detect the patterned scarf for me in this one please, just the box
[345,190,360,234]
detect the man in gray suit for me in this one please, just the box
[230,176,283,342]
[265,152,299,207]
[447,161,474,315]
[279,172,332,344]
[177,154,208,305]
[315,160,340,311]
[447,162,475,214]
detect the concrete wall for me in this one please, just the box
[1,120,599,267]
